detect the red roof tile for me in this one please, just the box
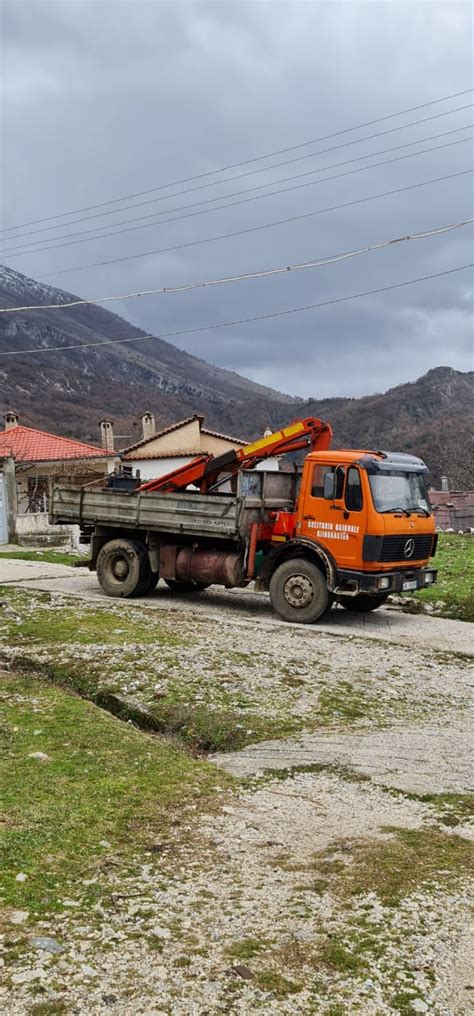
[0,424,113,463]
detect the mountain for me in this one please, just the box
[0,266,472,488]
[295,367,474,489]
[0,266,296,445]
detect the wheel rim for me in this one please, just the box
[283,573,315,609]
[111,554,130,582]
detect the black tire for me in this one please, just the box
[339,593,389,612]
[269,557,329,624]
[164,579,209,593]
[96,539,151,598]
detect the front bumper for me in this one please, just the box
[334,567,437,596]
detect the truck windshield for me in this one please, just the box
[368,471,432,514]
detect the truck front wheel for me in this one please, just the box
[97,539,151,598]
[339,593,389,612]
[269,558,329,624]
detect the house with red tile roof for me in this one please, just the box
[0,412,116,544]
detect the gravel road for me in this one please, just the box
[1,557,472,655]
[1,558,473,1015]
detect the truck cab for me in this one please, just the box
[259,449,437,622]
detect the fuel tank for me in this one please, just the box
[175,547,246,588]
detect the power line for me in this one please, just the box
[2,87,472,234]
[2,124,470,252]
[3,133,472,260]
[36,169,474,280]
[1,219,471,315]
[0,264,471,357]
[3,103,472,244]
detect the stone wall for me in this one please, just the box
[15,513,80,549]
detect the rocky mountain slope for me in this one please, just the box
[0,266,296,444]
[297,366,474,489]
[0,266,472,487]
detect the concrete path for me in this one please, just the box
[1,556,472,656]
[212,717,474,794]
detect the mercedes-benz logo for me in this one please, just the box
[404,538,415,558]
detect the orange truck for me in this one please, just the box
[50,417,437,624]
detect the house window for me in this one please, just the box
[27,475,49,513]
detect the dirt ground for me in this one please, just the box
[1,559,473,1015]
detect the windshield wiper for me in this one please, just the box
[382,507,411,517]
[413,506,430,517]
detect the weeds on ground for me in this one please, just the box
[310,826,473,905]
[413,533,474,622]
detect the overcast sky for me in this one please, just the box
[1,0,473,398]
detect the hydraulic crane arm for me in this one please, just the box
[138,417,332,493]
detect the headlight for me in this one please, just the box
[424,572,435,584]
[378,576,391,589]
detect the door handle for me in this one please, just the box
[303,514,315,521]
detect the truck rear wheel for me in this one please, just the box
[97,539,151,598]
[269,558,329,624]
[339,593,389,612]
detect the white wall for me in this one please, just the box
[131,456,282,483]
[130,456,194,481]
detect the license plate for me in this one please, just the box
[402,579,418,591]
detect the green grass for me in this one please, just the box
[0,549,82,567]
[316,682,380,725]
[390,990,429,1014]
[317,934,367,974]
[2,602,182,648]
[255,970,303,996]
[311,827,474,905]
[0,671,229,917]
[9,654,297,754]
[377,787,474,827]
[225,936,270,960]
[146,699,284,752]
[417,792,474,827]
[0,585,301,752]
[27,1004,70,1016]
[414,533,474,622]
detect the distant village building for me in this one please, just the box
[0,412,116,545]
[429,485,474,531]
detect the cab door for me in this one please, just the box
[300,462,366,567]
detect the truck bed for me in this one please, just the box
[50,485,243,540]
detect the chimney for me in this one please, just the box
[3,411,19,431]
[100,419,115,453]
[141,411,156,441]
[441,476,449,492]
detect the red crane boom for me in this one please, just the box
[138,417,333,494]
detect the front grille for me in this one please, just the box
[378,533,433,562]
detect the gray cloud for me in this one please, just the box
[1,0,473,398]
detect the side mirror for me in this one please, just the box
[323,472,336,500]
